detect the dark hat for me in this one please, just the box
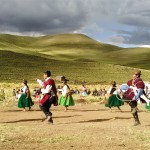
[62,78,69,83]
[23,79,27,84]
[133,69,141,75]
[111,81,116,85]
[44,70,51,77]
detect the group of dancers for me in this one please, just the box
[16,69,150,126]
[105,69,150,126]
[17,70,75,124]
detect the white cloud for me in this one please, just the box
[0,0,150,46]
[139,45,150,48]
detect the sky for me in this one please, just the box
[0,0,150,48]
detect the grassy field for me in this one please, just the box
[0,33,150,84]
[0,85,150,150]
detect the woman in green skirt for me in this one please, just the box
[105,81,124,112]
[18,80,34,111]
[58,79,75,111]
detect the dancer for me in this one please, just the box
[58,79,75,111]
[18,80,34,111]
[37,70,58,124]
[105,81,124,112]
[120,69,145,126]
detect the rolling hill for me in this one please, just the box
[0,33,150,83]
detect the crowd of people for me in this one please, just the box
[57,85,107,97]
[10,69,150,126]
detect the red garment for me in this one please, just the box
[127,78,145,89]
[123,88,135,100]
[125,77,145,101]
[40,78,58,105]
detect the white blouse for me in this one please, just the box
[59,85,69,96]
[21,86,28,93]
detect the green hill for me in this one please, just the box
[0,33,150,83]
[0,33,121,61]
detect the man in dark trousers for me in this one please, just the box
[37,70,58,124]
[121,69,145,126]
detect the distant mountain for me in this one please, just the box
[0,33,120,61]
[0,33,150,83]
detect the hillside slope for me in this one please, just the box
[0,33,150,83]
[0,50,150,83]
[0,33,120,61]
[0,33,150,70]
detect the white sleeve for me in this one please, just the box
[62,85,68,96]
[41,85,52,94]
[37,79,44,87]
[21,86,28,93]
[58,89,63,92]
[107,87,112,94]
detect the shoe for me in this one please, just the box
[133,121,141,126]
[47,116,53,124]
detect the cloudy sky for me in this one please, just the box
[0,0,150,47]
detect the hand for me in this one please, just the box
[37,79,41,83]
[37,79,43,85]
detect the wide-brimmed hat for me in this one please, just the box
[133,69,141,75]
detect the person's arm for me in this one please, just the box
[37,79,44,87]
[133,88,143,101]
[41,85,52,94]
[107,87,111,95]
[58,89,63,92]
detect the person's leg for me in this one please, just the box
[46,98,53,123]
[39,104,50,118]
[129,101,140,126]
[108,106,112,112]
[65,105,68,111]
[117,106,122,112]
[23,107,26,111]
[39,101,53,124]
[29,106,31,110]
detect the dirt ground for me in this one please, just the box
[0,102,150,150]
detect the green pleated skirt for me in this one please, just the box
[105,94,124,107]
[58,95,75,106]
[18,93,34,108]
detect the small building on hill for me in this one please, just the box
[55,76,66,82]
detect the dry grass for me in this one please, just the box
[1,83,150,150]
